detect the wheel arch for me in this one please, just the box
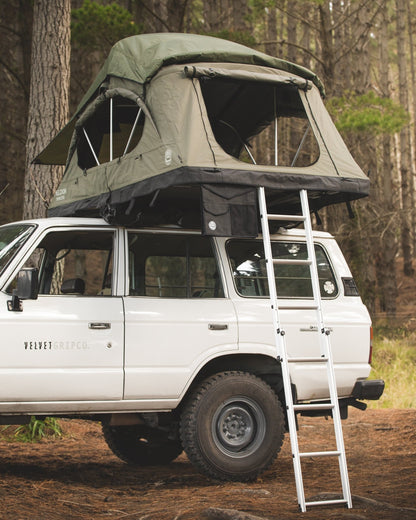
[178,353,284,412]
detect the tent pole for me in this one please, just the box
[291,125,310,167]
[110,97,113,162]
[219,120,256,165]
[123,107,142,157]
[82,128,100,166]
[274,88,278,166]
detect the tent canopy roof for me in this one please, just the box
[35,33,325,166]
[82,32,325,99]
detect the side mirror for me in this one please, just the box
[17,267,39,299]
[7,268,39,312]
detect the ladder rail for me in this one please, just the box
[300,190,352,508]
[258,186,306,510]
[258,187,352,512]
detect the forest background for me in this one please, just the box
[0,0,415,323]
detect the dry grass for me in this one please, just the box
[368,330,416,409]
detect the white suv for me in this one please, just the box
[0,218,383,481]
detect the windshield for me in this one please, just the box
[0,224,35,276]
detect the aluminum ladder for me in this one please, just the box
[258,187,352,512]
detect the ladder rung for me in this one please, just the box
[288,356,328,363]
[293,403,334,411]
[305,499,348,507]
[299,450,341,458]
[272,258,312,266]
[267,214,305,222]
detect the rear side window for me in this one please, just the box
[128,233,224,298]
[227,239,337,299]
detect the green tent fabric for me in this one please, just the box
[35,33,324,166]
[37,33,369,232]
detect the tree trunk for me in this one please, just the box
[396,0,414,276]
[286,1,298,64]
[23,0,71,220]
[265,4,277,57]
[0,0,32,224]
[203,0,228,33]
[406,0,416,251]
[376,5,398,316]
[318,1,335,92]
[232,0,247,32]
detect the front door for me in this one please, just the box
[0,227,124,403]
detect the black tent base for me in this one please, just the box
[48,183,362,237]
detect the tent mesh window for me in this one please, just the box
[199,78,319,167]
[78,96,145,170]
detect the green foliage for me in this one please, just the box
[368,332,416,409]
[202,29,256,48]
[71,0,141,50]
[327,91,409,135]
[2,417,63,442]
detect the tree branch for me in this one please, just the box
[0,57,28,97]
[334,4,383,65]
[0,23,20,38]
[0,183,10,198]
[331,0,380,32]
[137,0,172,32]
[254,39,326,69]
[275,5,319,33]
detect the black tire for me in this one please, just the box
[180,371,285,481]
[102,424,183,466]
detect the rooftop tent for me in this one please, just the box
[37,33,369,235]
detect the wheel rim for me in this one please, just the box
[212,396,266,458]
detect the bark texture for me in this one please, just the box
[0,0,32,224]
[396,0,414,276]
[377,7,398,315]
[23,0,71,219]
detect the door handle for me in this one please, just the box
[89,322,111,330]
[300,325,332,332]
[208,323,228,331]
[300,325,318,332]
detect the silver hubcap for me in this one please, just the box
[212,397,266,458]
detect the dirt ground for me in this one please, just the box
[0,408,414,520]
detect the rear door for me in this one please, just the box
[123,231,238,402]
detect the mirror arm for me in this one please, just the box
[7,292,23,312]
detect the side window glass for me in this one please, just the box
[226,239,337,299]
[128,233,224,298]
[8,230,114,296]
[78,95,145,170]
[200,78,319,167]
[0,224,35,276]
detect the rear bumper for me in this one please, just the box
[296,379,385,420]
[352,379,385,400]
